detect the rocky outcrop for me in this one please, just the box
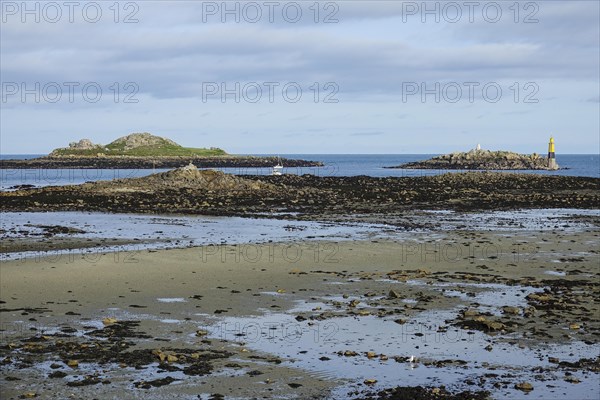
[101,164,271,192]
[107,133,179,150]
[387,149,559,170]
[68,139,101,150]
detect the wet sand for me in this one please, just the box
[1,227,599,399]
[0,237,146,255]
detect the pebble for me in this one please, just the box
[102,317,118,326]
[515,382,534,392]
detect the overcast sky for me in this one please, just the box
[1,1,598,154]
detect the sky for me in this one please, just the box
[1,0,599,154]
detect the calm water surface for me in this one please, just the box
[1,154,597,190]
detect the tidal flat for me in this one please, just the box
[1,211,598,399]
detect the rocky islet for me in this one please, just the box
[387,148,560,171]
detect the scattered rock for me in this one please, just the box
[67,375,102,387]
[48,371,67,378]
[102,317,118,326]
[166,354,178,363]
[515,382,534,392]
[502,306,520,315]
[134,376,179,389]
[526,293,552,303]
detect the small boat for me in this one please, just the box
[272,157,283,176]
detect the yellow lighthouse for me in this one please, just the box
[547,136,557,170]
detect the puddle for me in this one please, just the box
[160,319,182,324]
[260,291,288,297]
[157,298,187,303]
[403,279,538,317]
[545,270,567,276]
[288,300,333,314]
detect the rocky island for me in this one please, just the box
[387,146,560,171]
[0,133,322,169]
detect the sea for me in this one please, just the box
[0,154,598,190]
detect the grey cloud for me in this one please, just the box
[3,2,597,103]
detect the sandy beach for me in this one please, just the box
[2,221,599,399]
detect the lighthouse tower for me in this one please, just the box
[547,136,557,170]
